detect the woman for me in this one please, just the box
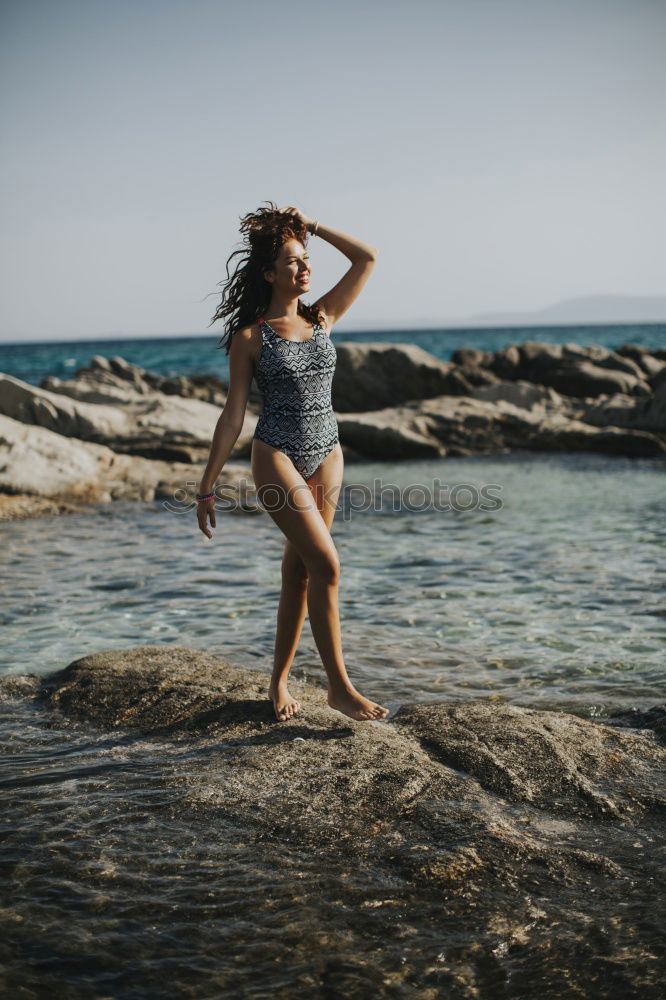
[196,202,389,724]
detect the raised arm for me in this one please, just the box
[276,207,377,332]
[309,220,378,331]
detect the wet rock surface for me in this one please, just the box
[6,645,664,997]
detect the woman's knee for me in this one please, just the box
[308,548,340,585]
[282,552,309,588]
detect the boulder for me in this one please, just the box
[331,342,474,411]
[542,360,651,398]
[485,342,653,397]
[450,347,493,368]
[337,410,446,459]
[561,342,646,377]
[576,381,666,434]
[5,645,663,994]
[490,343,522,379]
[337,394,665,460]
[0,413,252,508]
[471,379,567,411]
[27,644,666,849]
[614,344,666,380]
[0,371,131,439]
[41,355,236,408]
[0,372,257,463]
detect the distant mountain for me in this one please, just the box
[445,294,666,328]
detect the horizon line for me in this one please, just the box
[1,318,665,349]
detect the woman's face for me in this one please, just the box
[266,238,310,295]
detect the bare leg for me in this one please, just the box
[267,541,308,720]
[251,438,388,722]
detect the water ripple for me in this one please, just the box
[1,452,664,712]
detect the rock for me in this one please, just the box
[337,394,665,460]
[525,418,665,457]
[483,342,653,398]
[0,492,88,521]
[608,704,666,743]
[43,355,236,408]
[27,644,665,836]
[0,413,253,510]
[616,343,653,360]
[337,410,446,459]
[614,345,666,380]
[515,341,565,380]
[391,701,664,821]
[3,334,664,525]
[331,342,474,411]
[450,347,493,367]
[454,365,501,388]
[543,360,651,398]
[40,372,151,406]
[1,371,131,438]
[561,342,646,378]
[0,372,257,462]
[490,343,521,379]
[577,381,666,434]
[471,379,566,411]
[0,412,138,502]
[5,644,663,996]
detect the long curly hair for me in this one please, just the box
[207,201,326,354]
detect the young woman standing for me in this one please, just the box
[197,203,388,724]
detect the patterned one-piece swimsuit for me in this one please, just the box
[253,315,340,481]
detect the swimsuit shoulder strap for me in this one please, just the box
[257,316,277,342]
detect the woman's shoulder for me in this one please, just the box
[229,322,263,364]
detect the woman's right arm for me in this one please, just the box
[198,326,256,496]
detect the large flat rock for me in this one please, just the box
[6,646,665,995]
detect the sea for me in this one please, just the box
[1,321,665,996]
[1,321,665,387]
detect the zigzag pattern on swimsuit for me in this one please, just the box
[253,317,340,480]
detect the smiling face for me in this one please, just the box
[264,238,310,294]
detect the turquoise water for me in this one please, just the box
[1,321,665,386]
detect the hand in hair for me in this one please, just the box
[277,205,314,229]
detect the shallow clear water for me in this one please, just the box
[2,452,664,715]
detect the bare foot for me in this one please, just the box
[327,685,389,722]
[268,679,301,722]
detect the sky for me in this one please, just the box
[1,0,664,341]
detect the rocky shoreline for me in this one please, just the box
[1,338,664,520]
[4,646,665,995]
